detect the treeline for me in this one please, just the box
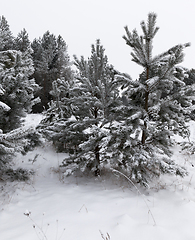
[0,16,73,116]
[1,14,195,185]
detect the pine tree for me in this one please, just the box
[0,48,40,132]
[123,13,190,144]
[31,32,73,112]
[0,16,14,51]
[103,13,194,185]
[0,84,36,181]
[14,28,30,52]
[37,77,74,152]
[39,40,120,175]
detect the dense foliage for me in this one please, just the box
[1,14,195,185]
[39,13,195,185]
[103,13,194,185]
[0,16,40,180]
[38,39,120,175]
[31,31,73,112]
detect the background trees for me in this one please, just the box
[0,16,40,132]
[0,16,41,180]
[31,31,73,112]
[14,28,30,52]
[0,15,14,51]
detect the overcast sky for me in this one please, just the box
[1,0,195,78]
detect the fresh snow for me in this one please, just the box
[1,114,195,240]
[0,101,10,111]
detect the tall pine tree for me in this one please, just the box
[104,13,194,185]
[0,16,14,51]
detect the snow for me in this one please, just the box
[1,114,195,240]
[0,101,10,111]
[21,114,44,129]
[145,76,159,91]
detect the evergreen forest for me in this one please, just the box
[1,13,195,186]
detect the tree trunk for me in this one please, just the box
[94,107,100,175]
[94,145,100,176]
[141,67,149,144]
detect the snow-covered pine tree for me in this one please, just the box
[62,40,121,175]
[37,77,73,152]
[55,35,72,81]
[14,28,30,52]
[31,32,73,112]
[0,45,40,132]
[39,40,120,175]
[0,16,14,51]
[0,84,36,181]
[104,13,194,186]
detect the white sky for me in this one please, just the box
[1,0,195,79]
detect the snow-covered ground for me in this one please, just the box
[1,115,195,240]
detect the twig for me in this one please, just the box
[24,211,48,240]
[78,204,88,213]
[56,220,58,240]
[24,211,65,240]
[99,230,110,240]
